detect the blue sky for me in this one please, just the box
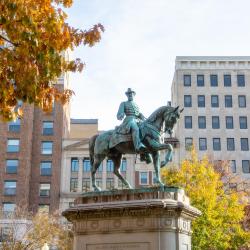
[66,0,250,130]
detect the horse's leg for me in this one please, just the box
[112,156,132,189]
[152,151,164,187]
[144,136,173,168]
[160,144,173,168]
[91,155,105,192]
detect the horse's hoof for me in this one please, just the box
[157,181,165,188]
[93,186,101,192]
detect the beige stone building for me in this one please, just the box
[172,56,250,178]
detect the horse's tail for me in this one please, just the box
[89,134,98,167]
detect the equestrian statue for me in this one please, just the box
[89,88,183,191]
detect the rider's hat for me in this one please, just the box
[125,88,136,96]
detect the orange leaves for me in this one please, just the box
[83,24,105,47]
[0,0,103,120]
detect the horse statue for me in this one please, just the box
[89,105,183,191]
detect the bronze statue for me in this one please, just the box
[116,88,146,152]
[89,89,183,191]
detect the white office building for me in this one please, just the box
[172,56,250,179]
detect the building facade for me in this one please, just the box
[172,56,250,178]
[0,78,70,218]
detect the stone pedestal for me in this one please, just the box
[62,187,201,250]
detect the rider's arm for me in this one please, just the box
[117,102,125,120]
[139,112,146,120]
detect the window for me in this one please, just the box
[213,138,221,151]
[42,121,53,135]
[237,74,245,87]
[70,178,78,192]
[184,95,192,107]
[83,158,91,172]
[71,158,79,172]
[227,138,235,151]
[231,160,236,173]
[82,178,91,192]
[224,74,231,86]
[7,139,19,152]
[106,178,114,190]
[107,160,114,172]
[226,116,234,129]
[238,95,246,108]
[96,178,102,188]
[185,137,193,150]
[184,116,192,129]
[242,160,250,173]
[197,74,204,86]
[69,202,74,208]
[199,138,207,151]
[198,95,205,107]
[6,160,18,174]
[97,163,103,172]
[239,116,247,129]
[120,159,127,172]
[225,95,232,107]
[152,172,157,184]
[3,203,15,217]
[198,116,206,129]
[40,161,52,176]
[211,95,219,107]
[184,75,191,86]
[39,183,50,197]
[0,227,13,242]
[212,116,220,129]
[210,74,218,86]
[41,141,53,154]
[241,138,249,151]
[8,119,21,132]
[139,172,148,185]
[4,181,16,195]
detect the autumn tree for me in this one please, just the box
[0,0,104,120]
[161,148,250,250]
[0,207,72,250]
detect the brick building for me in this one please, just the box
[0,77,70,216]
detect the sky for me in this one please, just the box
[66,0,250,130]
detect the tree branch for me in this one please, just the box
[0,34,19,46]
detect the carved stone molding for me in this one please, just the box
[63,188,201,249]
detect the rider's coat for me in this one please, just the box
[116,100,144,134]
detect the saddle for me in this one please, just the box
[109,130,132,148]
[109,125,152,164]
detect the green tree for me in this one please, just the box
[0,0,104,120]
[162,148,250,250]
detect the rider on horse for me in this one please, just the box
[116,88,146,152]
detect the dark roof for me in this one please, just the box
[70,119,98,124]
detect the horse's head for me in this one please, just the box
[163,106,183,135]
[146,106,183,135]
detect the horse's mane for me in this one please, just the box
[147,106,171,123]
